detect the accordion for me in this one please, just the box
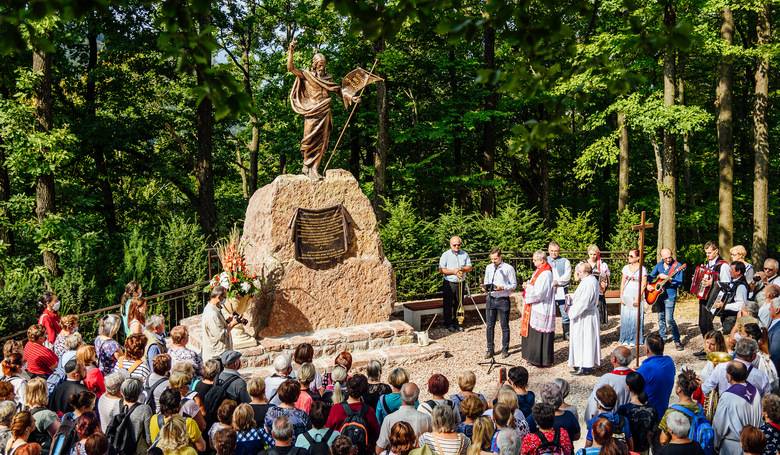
[690,265,718,300]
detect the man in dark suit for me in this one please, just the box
[768,297,780,375]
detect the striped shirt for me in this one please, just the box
[114,358,151,382]
[419,433,470,455]
[23,341,58,376]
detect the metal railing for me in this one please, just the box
[393,250,629,301]
[1,250,630,343]
[0,281,209,344]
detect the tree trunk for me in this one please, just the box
[195,10,217,241]
[32,47,60,276]
[716,7,734,260]
[617,111,629,213]
[677,55,693,209]
[349,131,361,180]
[480,23,497,216]
[448,48,467,207]
[242,39,259,195]
[657,1,677,256]
[752,3,770,265]
[373,38,389,222]
[87,20,118,235]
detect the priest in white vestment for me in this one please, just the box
[568,262,601,375]
[713,361,763,454]
[521,250,556,367]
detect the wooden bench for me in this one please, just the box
[403,294,489,331]
[402,290,624,330]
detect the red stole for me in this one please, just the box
[520,262,552,337]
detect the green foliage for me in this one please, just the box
[550,208,599,251]
[120,228,152,290]
[153,216,208,291]
[481,201,546,253]
[0,267,45,334]
[379,196,435,263]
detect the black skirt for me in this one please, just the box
[522,325,554,367]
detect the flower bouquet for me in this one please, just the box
[205,227,262,299]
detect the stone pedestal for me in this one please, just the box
[241,169,396,337]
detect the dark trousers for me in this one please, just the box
[598,295,608,327]
[721,310,738,334]
[486,296,510,353]
[699,300,714,338]
[442,280,461,326]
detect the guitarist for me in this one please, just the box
[647,248,686,351]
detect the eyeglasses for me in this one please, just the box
[765,268,776,272]
[451,243,461,247]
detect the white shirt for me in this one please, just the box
[548,256,572,300]
[723,280,749,313]
[483,262,517,299]
[701,357,771,396]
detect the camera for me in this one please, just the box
[484,283,496,292]
[232,312,249,325]
[753,274,763,282]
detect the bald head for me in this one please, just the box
[400,382,420,405]
[611,346,632,367]
[449,237,462,251]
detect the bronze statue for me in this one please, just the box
[287,40,381,178]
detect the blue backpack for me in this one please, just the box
[670,404,715,455]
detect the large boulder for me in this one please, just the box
[241,169,396,337]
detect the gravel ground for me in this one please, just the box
[404,297,709,448]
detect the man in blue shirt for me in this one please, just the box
[637,332,676,417]
[438,236,473,332]
[647,248,685,351]
[482,248,517,358]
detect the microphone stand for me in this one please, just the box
[476,289,513,374]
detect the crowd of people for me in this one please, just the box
[2,238,780,455]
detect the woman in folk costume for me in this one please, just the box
[521,250,556,367]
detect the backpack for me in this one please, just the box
[302,428,334,455]
[671,405,715,455]
[574,449,600,455]
[48,413,78,455]
[267,448,307,455]
[535,429,564,455]
[609,415,628,443]
[46,366,66,396]
[27,407,51,453]
[425,399,454,414]
[143,377,167,413]
[106,403,141,455]
[203,374,241,427]
[339,403,370,455]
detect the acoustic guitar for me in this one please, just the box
[645,263,687,305]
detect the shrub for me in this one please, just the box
[550,207,599,251]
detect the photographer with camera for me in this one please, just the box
[201,286,241,362]
[482,248,517,359]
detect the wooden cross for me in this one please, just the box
[631,211,654,366]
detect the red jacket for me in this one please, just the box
[38,309,61,345]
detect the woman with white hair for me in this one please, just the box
[95,314,123,375]
[521,250,555,367]
[419,404,471,455]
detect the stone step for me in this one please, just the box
[237,342,448,378]
[179,316,419,368]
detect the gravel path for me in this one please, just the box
[404,297,709,448]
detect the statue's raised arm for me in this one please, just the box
[287,40,303,79]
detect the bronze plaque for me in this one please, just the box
[289,204,351,265]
